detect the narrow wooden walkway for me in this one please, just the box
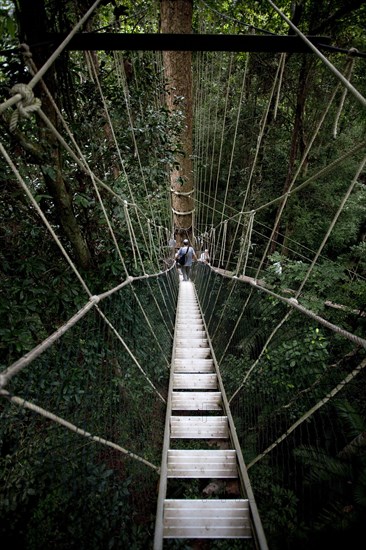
[154,280,267,549]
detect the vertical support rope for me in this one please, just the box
[212,53,234,228]
[222,52,250,268]
[267,0,366,108]
[247,358,366,469]
[207,59,224,232]
[0,142,93,298]
[243,211,255,276]
[0,390,160,472]
[273,53,287,120]
[221,53,284,272]
[86,51,154,269]
[333,54,357,138]
[255,74,349,278]
[218,220,228,268]
[95,305,166,404]
[123,201,139,271]
[0,0,104,115]
[295,153,366,297]
[237,210,255,276]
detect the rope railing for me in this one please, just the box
[1,269,177,490]
[1,270,176,392]
[1,1,365,546]
[194,264,366,544]
[0,0,104,115]
[246,357,366,469]
[267,0,366,108]
[0,390,160,472]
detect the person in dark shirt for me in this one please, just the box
[175,239,197,281]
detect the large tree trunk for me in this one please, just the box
[268,57,310,256]
[15,0,92,270]
[160,0,193,247]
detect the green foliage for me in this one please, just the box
[0,415,134,549]
[264,252,362,316]
[257,326,329,409]
[1,1,366,548]
[293,400,366,539]
[0,272,174,548]
[250,461,304,541]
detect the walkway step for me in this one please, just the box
[154,280,263,548]
[175,348,211,358]
[175,326,204,332]
[163,499,251,539]
[176,338,208,347]
[176,321,202,327]
[167,450,237,478]
[172,391,222,410]
[177,312,201,318]
[174,359,214,372]
[174,357,214,366]
[170,416,228,439]
[173,373,217,389]
[176,330,207,338]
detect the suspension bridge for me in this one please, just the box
[1,1,366,549]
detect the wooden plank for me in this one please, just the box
[163,525,252,538]
[174,358,213,366]
[174,362,214,374]
[167,467,237,478]
[172,391,221,410]
[176,339,208,348]
[176,330,207,338]
[163,499,251,538]
[175,324,204,331]
[176,319,202,325]
[167,450,238,478]
[176,317,202,322]
[175,348,211,358]
[168,450,236,463]
[165,499,249,510]
[173,374,217,389]
[176,337,208,344]
[170,416,228,438]
[176,315,202,321]
[176,318,202,323]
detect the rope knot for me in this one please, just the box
[20,43,32,59]
[9,83,41,132]
[0,373,7,390]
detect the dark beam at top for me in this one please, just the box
[40,33,331,53]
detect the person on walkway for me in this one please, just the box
[175,239,197,281]
[199,249,210,264]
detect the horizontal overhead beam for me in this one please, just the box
[40,33,331,53]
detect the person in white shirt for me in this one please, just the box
[199,249,210,264]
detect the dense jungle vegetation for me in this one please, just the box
[0,1,365,549]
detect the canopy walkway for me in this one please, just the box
[154,278,267,548]
[1,1,366,549]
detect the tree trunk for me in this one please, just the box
[160,0,193,247]
[15,0,92,270]
[268,57,310,256]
